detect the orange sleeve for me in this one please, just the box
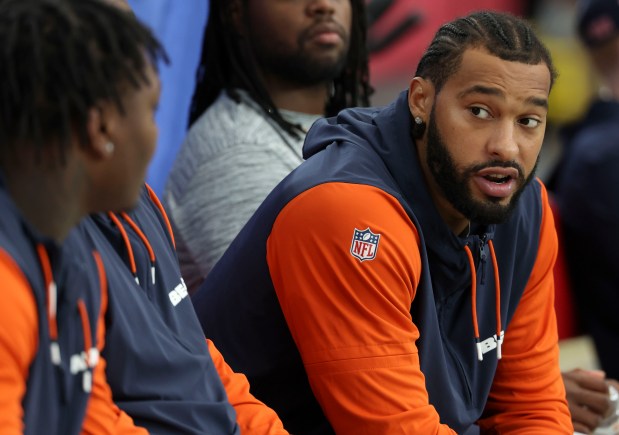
[207,339,289,434]
[81,253,147,435]
[267,183,456,434]
[0,250,39,435]
[478,180,573,434]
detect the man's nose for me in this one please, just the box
[307,0,336,16]
[487,121,519,161]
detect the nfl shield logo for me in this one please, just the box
[350,228,380,261]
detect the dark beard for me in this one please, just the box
[425,109,538,225]
[252,23,349,86]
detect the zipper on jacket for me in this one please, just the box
[479,235,487,285]
[465,234,503,362]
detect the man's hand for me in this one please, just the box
[563,369,613,434]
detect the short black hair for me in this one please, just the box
[411,11,556,139]
[189,0,372,139]
[416,10,557,93]
[0,0,167,164]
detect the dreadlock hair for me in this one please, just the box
[412,11,556,138]
[189,0,372,139]
[0,0,167,166]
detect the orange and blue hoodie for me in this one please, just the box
[192,91,573,434]
[73,186,287,434]
[0,174,106,434]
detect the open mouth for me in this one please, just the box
[483,174,512,184]
[473,167,520,199]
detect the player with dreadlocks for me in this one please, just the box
[164,0,372,292]
[0,0,164,433]
[189,0,371,135]
[62,0,290,433]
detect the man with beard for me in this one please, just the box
[164,0,372,292]
[191,10,574,434]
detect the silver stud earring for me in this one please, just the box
[104,141,115,155]
[414,116,423,125]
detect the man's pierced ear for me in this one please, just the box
[85,106,114,159]
[411,115,426,139]
[103,141,115,156]
[409,77,431,139]
[408,77,432,113]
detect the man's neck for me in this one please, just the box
[3,160,84,242]
[262,75,330,115]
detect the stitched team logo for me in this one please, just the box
[350,228,380,261]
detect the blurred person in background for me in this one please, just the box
[551,0,619,431]
[164,0,372,292]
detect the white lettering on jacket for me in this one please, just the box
[69,347,99,392]
[168,278,188,307]
[69,347,99,374]
[479,333,504,355]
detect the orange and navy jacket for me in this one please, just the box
[73,186,287,434]
[192,91,573,434]
[0,176,106,434]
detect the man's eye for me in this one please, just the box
[471,107,490,119]
[519,118,541,128]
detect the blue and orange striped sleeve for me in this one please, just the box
[0,249,38,435]
[266,182,457,434]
